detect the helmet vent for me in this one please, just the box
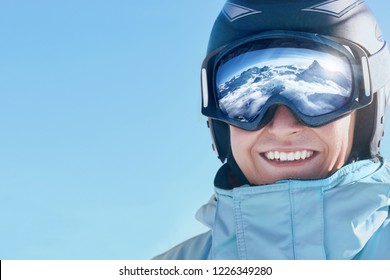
[302,0,364,18]
[222,2,262,22]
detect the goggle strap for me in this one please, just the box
[368,42,390,93]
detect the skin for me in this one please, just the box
[230,105,356,185]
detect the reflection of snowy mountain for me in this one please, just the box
[218,60,351,122]
[297,60,350,90]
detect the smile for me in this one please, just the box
[264,150,314,162]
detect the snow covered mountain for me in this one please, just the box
[217,60,352,122]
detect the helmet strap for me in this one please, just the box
[349,95,377,162]
[213,155,250,189]
[212,120,250,189]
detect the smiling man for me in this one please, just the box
[154,0,390,260]
[230,105,356,185]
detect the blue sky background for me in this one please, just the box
[1,0,389,260]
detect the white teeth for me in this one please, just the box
[264,150,314,162]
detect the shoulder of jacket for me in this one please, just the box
[384,159,390,169]
[376,158,390,179]
[152,231,212,260]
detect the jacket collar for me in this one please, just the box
[196,159,390,259]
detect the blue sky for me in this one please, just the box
[0,0,389,260]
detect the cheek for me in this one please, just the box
[333,117,355,150]
[229,126,260,167]
[230,127,256,153]
[317,115,355,168]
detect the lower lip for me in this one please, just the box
[260,152,318,166]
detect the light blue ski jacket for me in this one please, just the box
[154,159,390,259]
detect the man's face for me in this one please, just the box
[230,105,356,185]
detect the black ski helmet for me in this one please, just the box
[201,0,390,162]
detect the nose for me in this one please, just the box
[266,105,303,137]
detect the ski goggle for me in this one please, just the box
[201,31,390,130]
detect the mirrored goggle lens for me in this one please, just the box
[216,46,353,123]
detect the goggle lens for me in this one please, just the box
[216,45,353,123]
